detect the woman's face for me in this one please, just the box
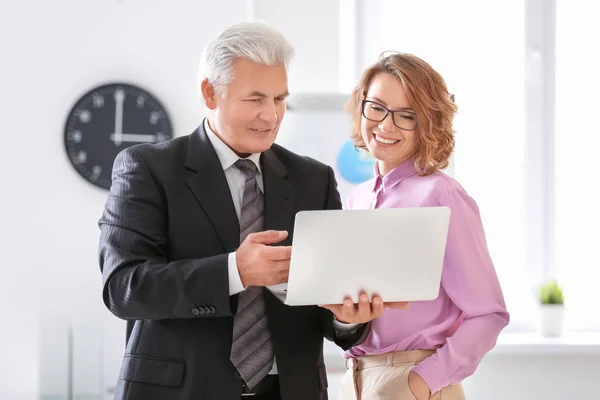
[360,72,418,176]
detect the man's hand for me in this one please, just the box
[408,371,431,400]
[236,230,291,287]
[319,293,409,324]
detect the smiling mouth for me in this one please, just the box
[374,133,400,145]
[250,128,274,133]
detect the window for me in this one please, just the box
[555,0,600,330]
[360,0,532,329]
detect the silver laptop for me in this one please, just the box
[282,207,451,306]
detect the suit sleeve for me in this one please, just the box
[98,147,234,320]
[318,166,372,349]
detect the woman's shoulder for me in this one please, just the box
[422,170,472,204]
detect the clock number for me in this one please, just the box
[137,95,146,108]
[68,130,82,143]
[114,89,125,101]
[149,111,162,125]
[77,109,91,123]
[73,150,87,164]
[90,165,102,181]
[92,94,104,108]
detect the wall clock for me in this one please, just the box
[64,83,173,189]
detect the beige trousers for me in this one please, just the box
[339,350,465,400]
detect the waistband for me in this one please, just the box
[345,349,436,371]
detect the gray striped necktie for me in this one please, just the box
[230,159,274,390]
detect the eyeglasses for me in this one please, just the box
[361,99,419,131]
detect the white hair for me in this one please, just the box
[198,21,294,98]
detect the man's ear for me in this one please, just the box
[200,78,217,110]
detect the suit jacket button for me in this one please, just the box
[203,306,211,314]
[209,306,216,313]
[192,307,203,316]
[234,371,243,381]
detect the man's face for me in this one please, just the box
[205,58,289,156]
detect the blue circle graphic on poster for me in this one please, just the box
[336,139,375,183]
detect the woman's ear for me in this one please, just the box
[200,79,217,110]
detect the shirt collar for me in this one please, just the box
[203,118,262,173]
[372,157,418,193]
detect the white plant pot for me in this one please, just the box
[540,304,565,337]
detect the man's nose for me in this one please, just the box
[259,101,278,124]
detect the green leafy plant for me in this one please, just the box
[539,280,564,305]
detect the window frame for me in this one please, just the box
[339,0,597,332]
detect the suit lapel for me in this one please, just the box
[260,149,296,238]
[261,150,297,328]
[185,125,240,252]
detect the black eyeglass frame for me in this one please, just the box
[361,99,419,131]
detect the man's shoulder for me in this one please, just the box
[117,131,195,171]
[269,143,330,173]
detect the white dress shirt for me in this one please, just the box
[203,119,357,375]
[203,119,260,296]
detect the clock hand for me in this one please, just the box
[109,133,157,143]
[113,89,125,146]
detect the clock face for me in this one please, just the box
[64,83,173,189]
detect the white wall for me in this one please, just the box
[0,1,249,398]
[0,1,598,400]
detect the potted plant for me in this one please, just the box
[539,280,565,337]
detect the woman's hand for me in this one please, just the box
[319,293,409,324]
[408,371,431,400]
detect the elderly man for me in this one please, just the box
[98,22,401,400]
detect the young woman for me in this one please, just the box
[339,53,510,400]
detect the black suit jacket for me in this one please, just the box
[98,125,367,400]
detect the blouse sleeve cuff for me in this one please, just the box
[411,357,450,395]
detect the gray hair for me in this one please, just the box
[198,21,294,98]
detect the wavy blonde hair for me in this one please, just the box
[345,52,457,175]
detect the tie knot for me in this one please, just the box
[235,159,258,176]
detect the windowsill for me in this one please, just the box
[324,331,600,370]
[490,331,600,355]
